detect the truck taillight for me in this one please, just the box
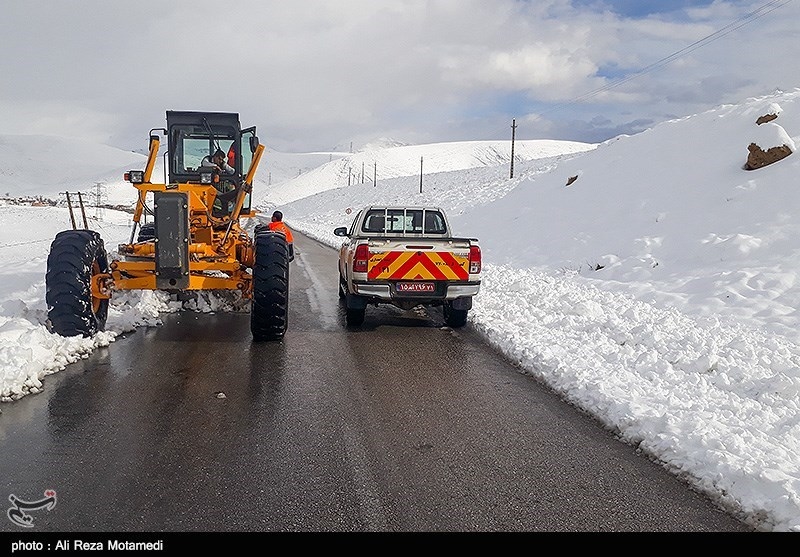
[354,244,370,273]
[469,245,481,274]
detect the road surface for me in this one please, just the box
[0,232,751,532]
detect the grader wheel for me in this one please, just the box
[137,223,155,242]
[250,230,290,341]
[45,230,110,337]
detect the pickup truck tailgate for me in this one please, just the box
[367,245,470,281]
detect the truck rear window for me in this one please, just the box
[362,209,447,234]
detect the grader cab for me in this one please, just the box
[45,111,290,342]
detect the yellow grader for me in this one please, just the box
[45,111,290,341]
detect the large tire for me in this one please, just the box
[443,301,468,328]
[253,222,269,237]
[344,292,366,326]
[256,223,294,262]
[250,231,290,341]
[137,223,155,242]
[345,307,365,327]
[45,230,109,337]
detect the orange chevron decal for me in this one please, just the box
[368,251,469,280]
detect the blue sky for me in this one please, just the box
[573,0,718,18]
[0,0,797,151]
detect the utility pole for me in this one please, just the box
[95,182,101,219]
[510,118,517,179]
[65,192,76,229]
[419,156,423,194]
[93,181,106,220]
[374,162,377,187]
[77,192,89,229]
[361,162,365,184]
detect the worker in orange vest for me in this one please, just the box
[268,210,295,261]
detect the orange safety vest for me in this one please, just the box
[268,221,294,243]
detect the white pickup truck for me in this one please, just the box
[334,206,482,327]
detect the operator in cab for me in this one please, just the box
[201,149,235,175]
[201,149,236,216]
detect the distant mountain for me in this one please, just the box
[260,150,348,186]
[356,138,411,152]
[0,134,146,199]
[328,137,412,154]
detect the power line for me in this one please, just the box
[545,0,794,114]
[486,0,792,140]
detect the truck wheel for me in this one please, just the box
[251,231,290,341]
[338,272,346,299]
[137,223,155,242]
[346,307,365,326]
[45,230,109,337]
[443,301,468,328]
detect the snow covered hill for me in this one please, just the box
[0,134,145,199]
[255,139,596,208]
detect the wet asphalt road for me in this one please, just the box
[0,232,752,532]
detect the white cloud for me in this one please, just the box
[0,1,798,151]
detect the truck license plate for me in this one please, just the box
[397,282,435,292]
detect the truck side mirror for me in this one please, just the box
[333,227,349,237]
[249,135,260,153]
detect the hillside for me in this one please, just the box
[0,135,145,199]
[255,139,596,208]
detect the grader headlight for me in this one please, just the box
[124,170,145,184]
[199,170,214,184]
